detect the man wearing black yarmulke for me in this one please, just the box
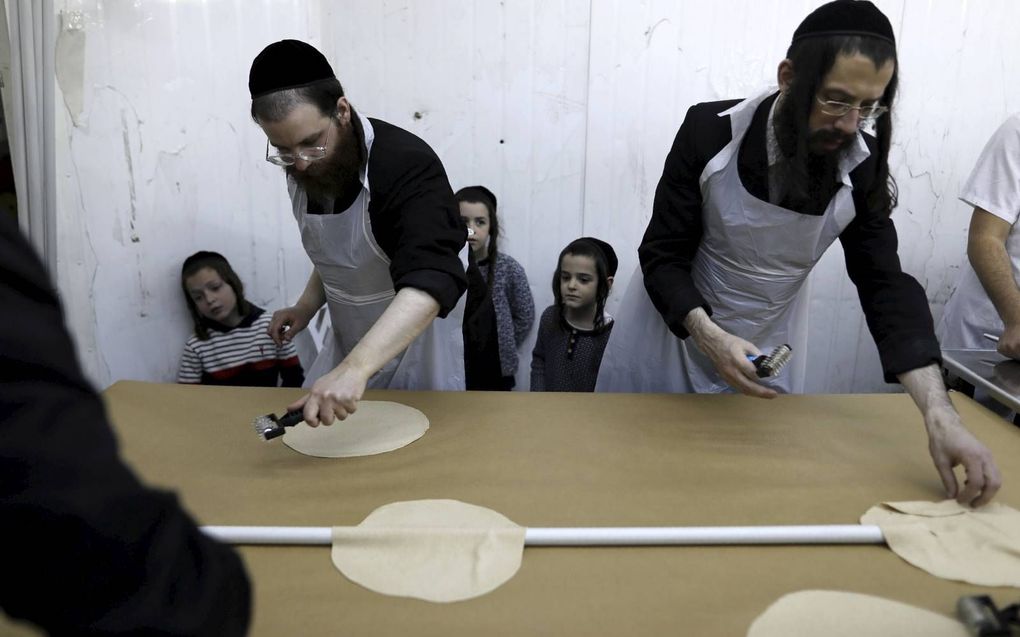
[603,1,1001,506]
[248,39,468,426]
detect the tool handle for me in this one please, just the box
[747,354,769,378]
[263,427,288,441]
[277,409,305,428]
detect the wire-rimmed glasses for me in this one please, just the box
[265,123,332,167]
[815,96,888,124]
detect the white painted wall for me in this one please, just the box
[50,0,1020,392]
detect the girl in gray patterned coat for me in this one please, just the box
[531,238,617,392]
[457,186,535,390]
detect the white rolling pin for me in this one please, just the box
[201,524,884,546]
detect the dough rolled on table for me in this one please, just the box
[330,499,526,603]
[282,400,429,458]
[747,590,969,637]
[861,500,1020,587]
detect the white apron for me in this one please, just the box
[290,116,466,390]
[598,90,869,393]
[937,261,1018,349]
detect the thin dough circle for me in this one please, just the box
[282,401,429,458]
[861,500,1020,587]
[331,499,526,602]
[748,590,968,637]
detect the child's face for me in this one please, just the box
[559,253,599,311]
[459,201,490,259]
[185,267,241,326]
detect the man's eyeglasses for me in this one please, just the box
[815,96,889,121]
[265,124,332,167]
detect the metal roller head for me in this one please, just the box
[252,413,282,441]
[956,595,1009,636]
[253,410,305,441]
[755,344,793,378]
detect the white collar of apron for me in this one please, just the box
[719,87,872,188]
[356,112,376,188]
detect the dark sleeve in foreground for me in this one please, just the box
[639,101,737,339]
[840,189,942,383]
[0,217,251,636]
[367,119,468,317]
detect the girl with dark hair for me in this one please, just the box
[530,238,617,392]
[177,251,304,387]
[457,186,534,390]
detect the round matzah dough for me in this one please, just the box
[282,401,428,458]
[747,590,968,637]
[331,499,526,602]
[860,500,1020,587]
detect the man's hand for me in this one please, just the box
[284,287,441,426]
[267,305,315,346]
[288,361,370,426]
[269,271,327,346]
[997,322,1020,360]
[924,404,1002,507]
[899,364,1002,507]
[684,308,777,399]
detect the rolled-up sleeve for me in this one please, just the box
[368,130,467,317]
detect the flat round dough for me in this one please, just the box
[861,500,1020,587]
[331,499,525,602]
[282,400,428,458]
[747,590,969,637]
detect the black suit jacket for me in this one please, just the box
[0,215,251,635]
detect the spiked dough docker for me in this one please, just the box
[252,409,304,441]
[749,344,793,378]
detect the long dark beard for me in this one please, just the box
[773,97,849,215]
[288,121,364,202]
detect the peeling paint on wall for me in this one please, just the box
[55,10,86,126]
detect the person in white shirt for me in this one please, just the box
[939,114,1020,361]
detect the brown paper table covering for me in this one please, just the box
[11,381,1018,636]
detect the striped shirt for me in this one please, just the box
[177,307,304,387]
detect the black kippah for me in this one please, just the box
[792,0,895,46]
[249,39,336,99]
[580,237,618,277]
[455,186,498,213]
[182,250,229,275]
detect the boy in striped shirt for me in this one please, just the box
[178,251,304,387]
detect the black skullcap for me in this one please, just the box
[182,250,229,274]
[455,186,498,213]
[792,0,895,46]
[249,39,336,99]
[580,237,618,277]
